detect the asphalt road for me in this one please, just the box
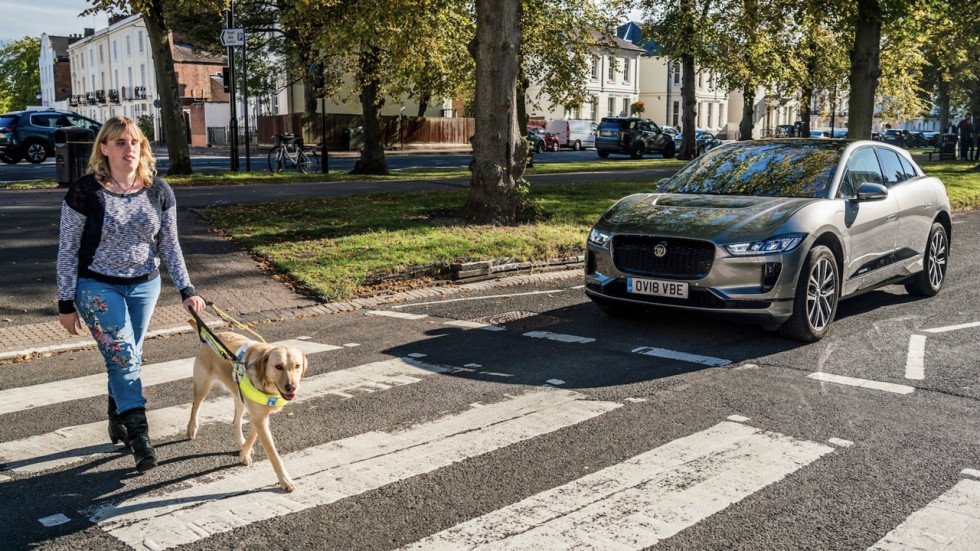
[1,168,978,549]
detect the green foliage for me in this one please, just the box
[0,37,41,112]
[136,115,155,141]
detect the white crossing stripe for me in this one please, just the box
[905,335,926,380]
[365,310,428,320]
[523,331,595,343]
[89,389,621,550]
[401,421,834,550]
[0,339,340,416]
[808,372,915,395]
[0,357,442,476]
[868,478,980,550]
[443,320,506,331]
[633,346,731,367]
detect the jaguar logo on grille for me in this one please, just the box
[654,241,668,258]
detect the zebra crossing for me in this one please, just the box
[2,330,978,550]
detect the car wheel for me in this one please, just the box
[697,145,705,157]
[663,141,676,159]
[630,143,644,159]
[598,150,610,158]
[0,151,18,164]
[573,140,582,151]
[551,142,559,152]
[535,142,543,154]
[778,245,839,342]
[25,142,48,164]
[904,222,948,296]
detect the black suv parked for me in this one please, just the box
[0,110,101,164]
[596,117,676,159]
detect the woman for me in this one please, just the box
[56,116,206,474]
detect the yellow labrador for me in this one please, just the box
[187,320,308,492]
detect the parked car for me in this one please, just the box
[880,129,906,148]
[673,129,722,156]
[545,119,597,150]
[526,128,547,154]
[528,126,560,152]
[584,139,951,341]
[920,131,940,147]
[0,109,102,164]
[774,124,795,138]
[595,117,676,159]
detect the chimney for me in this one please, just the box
[84,28,95,37]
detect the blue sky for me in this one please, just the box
[0,1,108,43]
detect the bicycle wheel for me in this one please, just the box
[299,149,320,173]
[268,148,285,173]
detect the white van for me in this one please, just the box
[545,119,597,150]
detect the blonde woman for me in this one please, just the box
[56,116,206,474]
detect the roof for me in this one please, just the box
[46,36,72,58]
[171,41,225,65]
[617,21,664,56]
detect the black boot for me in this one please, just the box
[107,397,132,451]
[120,408,157,474]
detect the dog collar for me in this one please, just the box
[233,341,289,408]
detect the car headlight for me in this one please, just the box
[588,228,612,247]
[725,233,806,256]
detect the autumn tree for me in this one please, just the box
[84,0,210,175]
[0,37,41,113]
[784,9,849,137]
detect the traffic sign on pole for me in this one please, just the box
[220,28,244,47]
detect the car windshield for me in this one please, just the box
[657,141,846,198]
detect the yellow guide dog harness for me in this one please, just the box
[189,305,290,408]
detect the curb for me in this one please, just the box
[0,269,582,362]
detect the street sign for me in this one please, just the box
[220,28,244,47]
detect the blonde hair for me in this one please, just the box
[87,116,157,187]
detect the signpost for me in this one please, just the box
[220,12,244,171]
[220,28,244,47]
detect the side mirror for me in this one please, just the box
[855,182,888,201]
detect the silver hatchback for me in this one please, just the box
[585,140,952,341]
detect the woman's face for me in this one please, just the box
[99,127,141,176]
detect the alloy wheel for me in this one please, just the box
[805,257,837,332]
[927,228,947,288]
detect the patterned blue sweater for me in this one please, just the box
[56,173,197,314]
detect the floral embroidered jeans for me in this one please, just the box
[76,277,161,414]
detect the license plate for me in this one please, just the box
[600,129,615,137]
[627,277,688,299]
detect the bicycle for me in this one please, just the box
[267,133,320,174]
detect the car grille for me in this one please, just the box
[611,235,714,278]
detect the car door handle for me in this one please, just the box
[886,213,898,221]
[921,202,933,209]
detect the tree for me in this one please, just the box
[462,0,533,224]
[784,8,849,137]
[0,37,41,113]
[84,0,204,175]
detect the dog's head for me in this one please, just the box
[253,345,308,401]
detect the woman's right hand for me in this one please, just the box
[59,312,84,335]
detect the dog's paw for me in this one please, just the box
[187,423,197,440]
[239,451,253,466]
[279,477,296,492]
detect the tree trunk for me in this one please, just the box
[846,0,881,140]
[678,53,697,159]
[937,81,950,132]
[739,89,756,140]
[799,87,813,138]
[417,90,430,118]
[350,48,389,175]
[461,0,532,225]
[143,0,192,175]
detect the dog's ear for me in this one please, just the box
[253,350,272,387]
[300,354,308,379]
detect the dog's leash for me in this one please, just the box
[188,301,289,408]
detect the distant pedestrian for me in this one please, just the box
[957,116,974,160]
[56,115,206,474]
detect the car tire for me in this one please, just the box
[535,142,543,153]
[904,222,948,297]
[778,245,839,342]
[0,151,18,164]
[663,141,676,159]
[550,142,559,152]
[25,142,48,164]
[630,143,644,159]
[573,140,582,151]
[598,150,610,158]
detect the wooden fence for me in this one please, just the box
[256,114,475,149]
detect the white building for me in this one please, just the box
[525,33,646,123]
[39,34,74,110]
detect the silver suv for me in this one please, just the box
[0,110,101,164]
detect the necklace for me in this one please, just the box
[108,174,140,196]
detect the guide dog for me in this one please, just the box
[186,319,308,492]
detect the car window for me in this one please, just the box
[874,148,906,187]
[844,147,884,189]
[67,115,99,130]
[0,115,19,127]
[898,153,919,180]
[31,114,61,127]
[657,142,845,198]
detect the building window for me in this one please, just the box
[707,103,713,128]
[591,96,599,121]
[126,36,131,57]
[140,64,146,87]
[99,45,104,63]
[607,97,615,117]
[622,98,629,117]
[607,58,615,81]
[590,56,598,79]
[112,41,117,60]
[672,101,680,127]
[623,58,630,82]
[128,67,133,89]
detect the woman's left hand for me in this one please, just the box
[183,295,207,313]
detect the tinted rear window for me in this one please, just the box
[0,115,20,127]
[658,142,846,198]
[599,119,629,131]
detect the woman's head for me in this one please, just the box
[88,116,156,186]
